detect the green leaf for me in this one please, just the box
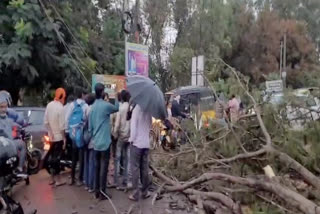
[28,64,38,78]
[8,0,24,8]
[14,18,33,40]
[0,42,32,66]
[0,15,10,24]
[79,26,89,43]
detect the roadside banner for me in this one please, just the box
[125,42,149,77]
[266,80,283,93]
[92,74,126,98]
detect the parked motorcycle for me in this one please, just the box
[150,119,180,151]
[0,136,36,214]
[12,125,42,175]
[160,128,175,151]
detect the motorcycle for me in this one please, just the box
[41,135,72,171]
[160,128,175,151]
[150,118,191,151]
[161,117,194,151]
[0,173,30,214]
[12,125,42,176]
[0,136,36,214]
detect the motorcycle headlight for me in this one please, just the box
[42,135,50,151]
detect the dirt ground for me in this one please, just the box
[12,170,195,214]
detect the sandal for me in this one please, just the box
[128,195,138,202]
[116,186,126,191]
[107,183,116,188]
[55,181,66,187]
[142,191,151,199]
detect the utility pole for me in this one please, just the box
[134,0,140,44]
[280,41,283,78]
[123,0,128,76]
[283,34,287,88]
[123,0,128,42]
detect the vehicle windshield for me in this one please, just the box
[28,110,45,125]
[16,110,44,125]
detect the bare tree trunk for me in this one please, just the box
[272,148,320,189]
[152,166,320,214]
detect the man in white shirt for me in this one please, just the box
[114,90,131,189]
[44,88,66,186]
[128,103,152,201]
[65,88,89,186]
[63,95,75,162]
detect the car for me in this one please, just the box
[13,107,47,150]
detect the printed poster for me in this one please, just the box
[125,42,149,77]
[92,74,126,98]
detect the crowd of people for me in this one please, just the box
[44,83,152,201]
[0,86,244,204]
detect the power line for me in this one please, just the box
[38,0,91,87]
[48,1,101,76]
[48,1,104,74]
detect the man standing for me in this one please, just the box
[128,103,152,201]
[44,88,66,186]
[108,93,121,188]
[228,95,240,123]
[215,92,228,127]
[114,90,131,190]
[64,95,75,162]
[66,88,89,186]
[89,83,119,200]
[171,95,187,119]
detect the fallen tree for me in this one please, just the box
[150,59,320,214]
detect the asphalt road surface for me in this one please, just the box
[12,170,193,214]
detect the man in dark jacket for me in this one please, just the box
[171,95,187,118]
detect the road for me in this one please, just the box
[12,170,193,214]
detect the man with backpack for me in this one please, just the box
[66,87,89,186]
[89,83,119,200]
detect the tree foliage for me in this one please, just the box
[231,10,318,85]
[161,0,320,90]
[1,0,320,101]
[0,0,127,103]
[0,0,79,102]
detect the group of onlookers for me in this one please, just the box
[44,83,152,201]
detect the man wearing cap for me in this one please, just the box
[0,90,25,126]
[0,95,26,172]
[44,88,66,186]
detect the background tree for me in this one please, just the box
[0,0,80,103]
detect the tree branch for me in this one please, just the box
[203,148,267,165]
[153,168,320,214]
